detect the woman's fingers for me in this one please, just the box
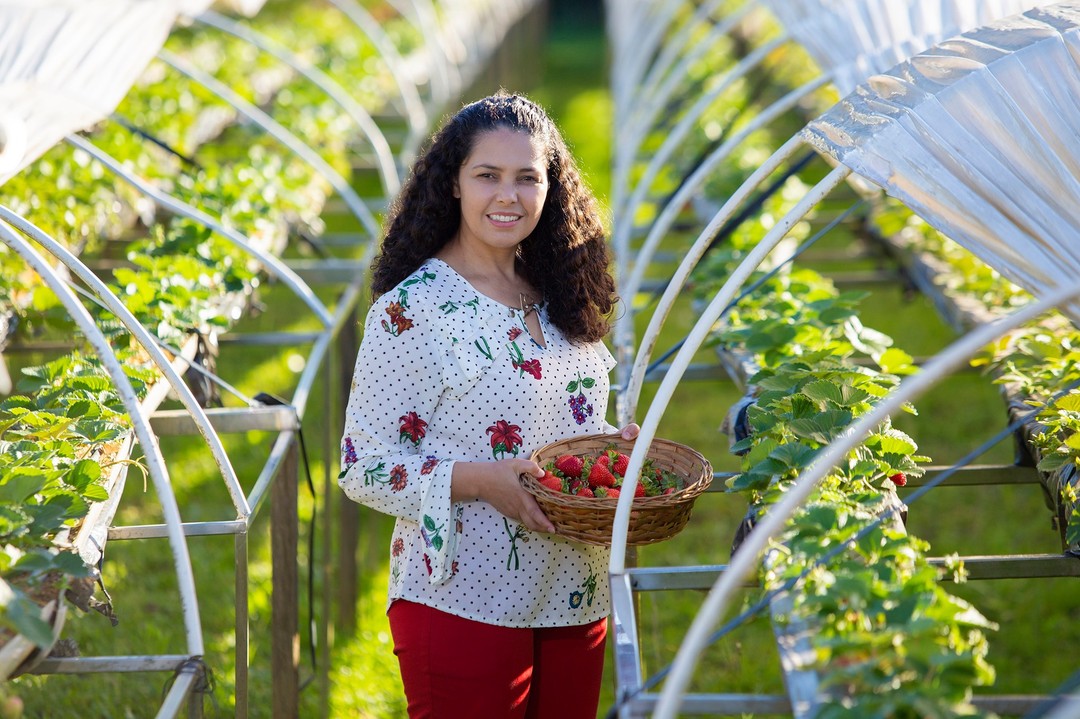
[620,423,640,440]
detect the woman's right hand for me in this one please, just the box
[452,459,555,533]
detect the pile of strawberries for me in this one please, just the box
[536,447,687,499]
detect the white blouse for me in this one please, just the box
[339,258,617,628]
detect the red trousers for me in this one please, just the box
[388,599,607,719]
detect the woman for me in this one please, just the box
[339,92,636,718]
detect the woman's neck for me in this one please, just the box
[437,241,536,307]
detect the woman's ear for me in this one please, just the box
[452,176,460,199]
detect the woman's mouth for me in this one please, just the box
[488,213,522,226]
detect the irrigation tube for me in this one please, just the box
[156,49,383,243]
[616,134,807,423]
[610,164,851,573]
[322,0,429,156]
[194,10,401,197]
[64,133,334,329]
[650,280,1080,718]
[0,205,252,519]
[0,222,203,715]
[1043,695,1080,719]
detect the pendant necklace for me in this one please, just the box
[517,292,541,318]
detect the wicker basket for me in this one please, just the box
[521,433,712,546]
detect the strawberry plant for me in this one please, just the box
[691,206,998,714]
[872,199,1080,549]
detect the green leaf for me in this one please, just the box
[423,515,436,532]
[1056,393,1080,413]
[871,429,918,456]
[431,535,444,551]
[0,468,47,503]
[64,459,102,492]
[2,596,57,647]
[581,378,595,389]
[566,381,579,393]
[788,410,853,445]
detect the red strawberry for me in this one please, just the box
[538,471,563,493]
[612,452,630,477]
[889,472,907,487]
[605,487,621,499]
[634,482,646,498]
[663,487,675,495]
[554,454,584,479]
[575,485,595,498]
[588,460,617,488]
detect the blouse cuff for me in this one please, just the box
[419,459,462,585]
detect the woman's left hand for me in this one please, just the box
[619,423,640,441]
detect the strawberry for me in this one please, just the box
[538,471,564,493]
[663,487,675,495]
[575,485,595,498]
[612,452,630,477]
[588,460,617,488]
[554,454,584,479]
[634,482,646,498]
[605,487,621,499]
[889,472,907,487]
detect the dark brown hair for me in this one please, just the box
[370,92,616,343]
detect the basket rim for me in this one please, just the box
[523,432,713,508]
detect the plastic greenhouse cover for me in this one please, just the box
[0,0,179,186]
[212,0,268,17]
[764,0,1054,95]
[803,2,1080,322]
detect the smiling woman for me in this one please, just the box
[339,92,638,718]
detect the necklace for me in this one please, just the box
[517,292,541,318]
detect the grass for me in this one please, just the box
[10,9,1079,719]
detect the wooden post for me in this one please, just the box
[337,309,360,636]
[272,439,300,719]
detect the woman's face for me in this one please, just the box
[453,127,549,257]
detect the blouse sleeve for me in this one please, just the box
[338,293,462,585]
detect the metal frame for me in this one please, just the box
[606,2,1080,716]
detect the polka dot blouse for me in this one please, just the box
[339,258,618,628]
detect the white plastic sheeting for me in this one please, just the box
[804,2,1080,322]
[213,0,268,17]
[0,0,178,186]
[764,0,1052,94]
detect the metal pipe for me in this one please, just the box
[0,206,251,519]
[193,10,401,196]
[619,134,807,421]
[651,282,1080,719]
[64,133,333,328]
[0,222,204,667]
[156,49,382,243]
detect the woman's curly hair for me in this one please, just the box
[370,92,617,344]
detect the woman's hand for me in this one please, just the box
[618,423,640,441]
[452,459,555,533]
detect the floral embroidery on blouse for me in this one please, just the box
[569,565,598,609]
[503,518,530,570]
[509,340,542,380]
[399,411,427,446]
[486,419,523,459]
[382,302,414,336]
[566,372,596,424]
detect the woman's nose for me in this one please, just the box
[496,181,518,203]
